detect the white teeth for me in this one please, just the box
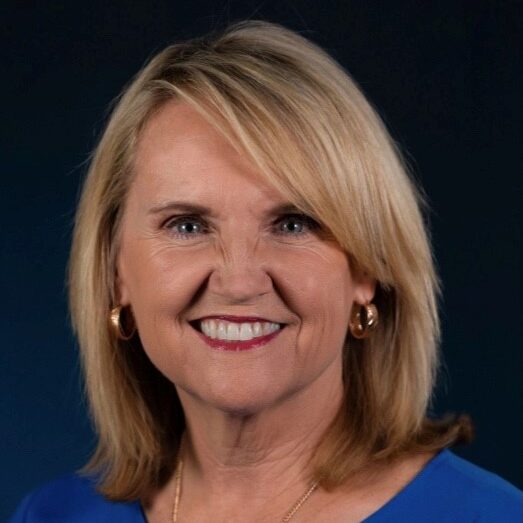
[262,322,273,335]
[239,323,252,340]
[227,323,240,340]
[252,322,262,337]
[217,321,227,340]
[199,319,281,341]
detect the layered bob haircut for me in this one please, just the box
[69,19,472,500]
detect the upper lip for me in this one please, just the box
[193,315,285,324]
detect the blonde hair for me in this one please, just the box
[68,19,472,500]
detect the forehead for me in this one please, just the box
[136,101,231,163]
[132,101,284,207]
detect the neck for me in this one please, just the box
[174,357,344,520]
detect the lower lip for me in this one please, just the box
[192,324,285,351]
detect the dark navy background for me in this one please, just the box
[2,1,521,519]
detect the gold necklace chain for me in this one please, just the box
[280,480,319,522]
[171,455,319,522]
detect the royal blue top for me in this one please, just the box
[8,448,522,522]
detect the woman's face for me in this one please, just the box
[117,101,375,414]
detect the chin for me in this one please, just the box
[187,380,285,417]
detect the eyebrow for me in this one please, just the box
[147,200,303,217]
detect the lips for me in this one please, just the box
[189,320,285,351]
[196,315,282,324]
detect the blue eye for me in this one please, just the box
[164,213,320,240]
[275,214,320,236]
[164,216,205,238]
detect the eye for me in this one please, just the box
[274,214,321,237]
[164,215,207,239]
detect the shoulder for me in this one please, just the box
[390,449,522,522]
[436,450,522,521]
[368,449,522,522]
[7,473,144,523]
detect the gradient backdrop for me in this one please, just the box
[2,1,521,519]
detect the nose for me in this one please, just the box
[207,230,272,303]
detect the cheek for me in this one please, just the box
[122,242,202,310]
[282,256,354,364]
[119,243,204,355]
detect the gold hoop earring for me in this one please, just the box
[349,302,378,339]
[110,305,136,341]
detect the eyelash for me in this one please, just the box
[163,213,320,240]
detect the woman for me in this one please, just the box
[9,19,521,523]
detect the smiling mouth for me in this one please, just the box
[187,319,286,351]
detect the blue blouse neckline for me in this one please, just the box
[134,448,451,522]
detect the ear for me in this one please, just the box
[353,269,377,306]
[114,255,131,306]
